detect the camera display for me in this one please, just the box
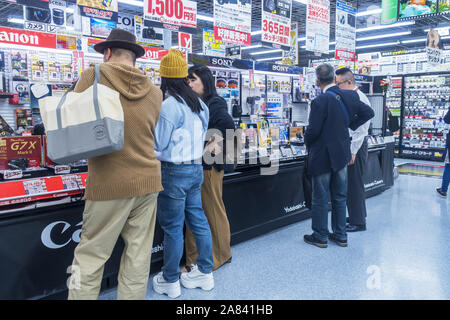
[142,27,163,40]
[52,8,65,26]
[25,7,51,24]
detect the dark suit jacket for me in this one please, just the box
[444,108,450,149]
[304,85,374,176]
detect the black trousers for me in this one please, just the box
[347,138,368,226]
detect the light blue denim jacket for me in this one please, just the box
[154,95,209,163]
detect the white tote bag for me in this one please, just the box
[39,64,124,164]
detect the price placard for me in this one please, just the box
[214,0,251,46]
[144,0,197,30]
[261,0,292,50]
[306,0,330,54]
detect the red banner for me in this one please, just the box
[335,49,355,62]
[214,26,250,46]
[142,46,169,61]
[0,26,56,49]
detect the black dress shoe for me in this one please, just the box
[304,234,328,248]
[346,223,366,232]
[328,233,348,247]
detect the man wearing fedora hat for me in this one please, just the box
[68,29,163,300]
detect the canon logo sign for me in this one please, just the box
[0,31,39,45]
[41,221,82,249]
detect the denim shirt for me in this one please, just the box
[154,95,209,163]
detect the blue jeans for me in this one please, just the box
[441,163,450,193]
[157,162,213,283]
[311,167,348,242]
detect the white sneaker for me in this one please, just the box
[152,272,181,298]
[180,264,214,291]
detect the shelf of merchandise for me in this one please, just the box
[0,172,87,209]
[399,73,450,161]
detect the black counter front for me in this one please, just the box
[0,144,394,299]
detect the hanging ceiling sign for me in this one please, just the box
[214,0,252,46]
[335,0,357,62]
[188,53,254,70]
[283,22,298,65]
[78,5,118,22]
[143,0,197,32]
[261,0,292,50]
[203,27,226,57]
[306,0,330,54]
[76,0,118,12]
[398,0,438,21]
[178,32,192,53]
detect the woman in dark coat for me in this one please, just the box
[184,65,236,270]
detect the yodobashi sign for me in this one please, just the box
[0,26,57,49]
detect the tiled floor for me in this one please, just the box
[99,171,450,300]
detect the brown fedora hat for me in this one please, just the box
[94,28,145,58]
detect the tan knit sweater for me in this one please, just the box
[74,62,163,201]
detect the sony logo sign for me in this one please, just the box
[211,58,233,67]
[271,64,289,73]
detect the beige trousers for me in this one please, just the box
[68,192,158,300]
[185,168,232,270]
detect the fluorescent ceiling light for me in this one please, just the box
[424,26,449,32]
[8,18,24,24]
[356,8,382,17]
[251,31,262,35]
[357,21,414,32]
[251,49,283,55]
[356,41,398,49]
[293,0,308,4]
[357,31,411,41]
[118,0,143,6]
[256,56,282,62]
[241,45,263,51]
[198,15,214,22]
[298,37,306,41]
[401,38,425,44]
[66,8,74,13]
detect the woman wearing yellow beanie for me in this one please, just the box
[152,49,214,299]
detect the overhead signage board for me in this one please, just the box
[214,0,252,46]
[335,0,357,61]
[143,0,197,32]
[203,28,226,57]
[77,0,118,12]
[306,0,330,54]
[261,0,292,50]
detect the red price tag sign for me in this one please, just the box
[262,17,290,47]
[144,0,197,29]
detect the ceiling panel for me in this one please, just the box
[0,0,449,66]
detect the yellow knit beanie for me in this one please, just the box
[160,49,188,78]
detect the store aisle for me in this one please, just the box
[99,174,450,300]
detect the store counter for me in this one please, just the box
[0,143,394,299]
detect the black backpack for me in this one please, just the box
[232,103,242,118]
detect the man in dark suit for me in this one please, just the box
[303,64,374,248]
